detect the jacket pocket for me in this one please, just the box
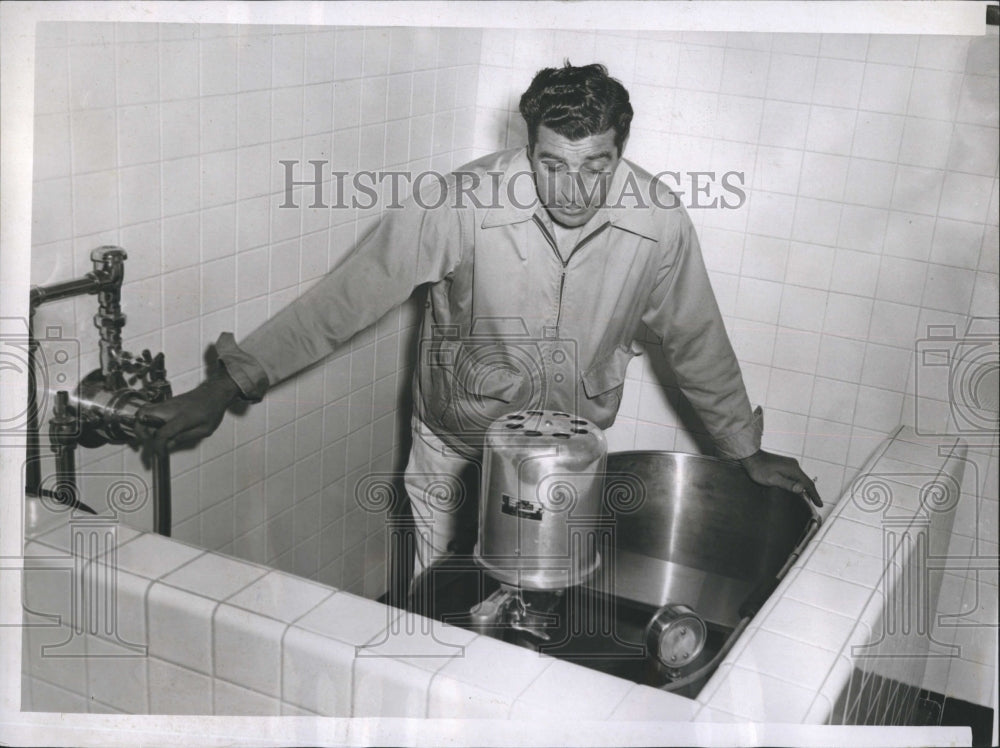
[454,345,525,404]
[581,344,637,399]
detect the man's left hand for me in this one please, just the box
[739,450,822,508]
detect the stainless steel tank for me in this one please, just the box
[474,410,607,590]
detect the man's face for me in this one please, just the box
[529,125,621,228]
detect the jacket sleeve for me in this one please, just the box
[217,179,465,401]
[640,211,762,459]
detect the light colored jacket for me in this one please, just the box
[217,147,762,459]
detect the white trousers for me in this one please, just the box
[403,419,481,582]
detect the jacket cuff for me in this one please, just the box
[714,405,764,460]
[215,332,269,402]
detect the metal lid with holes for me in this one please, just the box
[485,409,607,466]
[477,410,608,590]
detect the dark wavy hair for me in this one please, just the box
[519,62,633,155]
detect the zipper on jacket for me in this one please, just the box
[532,215,610,333]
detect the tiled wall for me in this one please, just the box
[474,29,999,509]
[29,22,482,598]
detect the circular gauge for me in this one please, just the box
[645,604,707,670]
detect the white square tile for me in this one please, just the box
[877,254,929,307]
[844,158,896,210]
[510,659,634,720]
[23,624,87,695]
[161,156,201,217]
[200,149,237,208]
[883,211,935,261]
[860,343,911,392]
[809,377,858,424]
[830,248,880,297]
[799,152,850,201]
[759,101,810,149]
[820,34,869,61]
[295,591,394,645]
[34,45,69,115]
[804,417,853,465]
[805,105,856,155]
[160,552,266,600]
[214,678,280,715]
[767,53,817,104]
[778,286,827,332]
[823,293,873,339]
[922,263,976,315]
[867,300,919,349]
[225,570,332,623]
[813,58,865,108]
[761,597,861,652]
[609,684,699,721]
[908,69,963,121]
[109,532,203,580]
[792,198,841,246]
[851,112,904,161]
[938,172,995,224]
[785,568,877,620]
[72,170,119,237]
[735,277,782,324]
[213,603,286,696]
[802,540,886,590]
[703,664,816,722]
[429,635,554,714]
[771,327,822,372]
[70,109,118,174]
[160,40,199,100]
[931,218,985,271]
[859,63,912,115]
[117,42,159,106]
[785,242,834,290]
[867,35,918,66]
[732,629,843,694]
[720,47,769,98]
[148,656,213,714]
[119,163,161,227]
[363,28,390,77]
[852,385,904,433]
[281,626,354,715]
[948,123,1000,177]
[898,117,954,170]
[85,635,149,714]
[237,33,272,92]
[69,43,116,110]
[838,205,888,254]
[200,36,239,96]
[147,581,215,673]
[728,319,776,367]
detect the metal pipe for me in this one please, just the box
[25,315,41,496]
[29,275,104,308]
[49,391,80,511]
[151,448,171,537]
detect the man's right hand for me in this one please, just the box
[135,365,242,453]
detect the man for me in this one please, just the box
[139,63,821,583]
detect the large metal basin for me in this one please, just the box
[594,451,820,628]
[408,450,821,695]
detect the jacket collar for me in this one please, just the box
[480,149,661,242]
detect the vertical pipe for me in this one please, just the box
[151,448,171,537]
[25,316,42,495]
